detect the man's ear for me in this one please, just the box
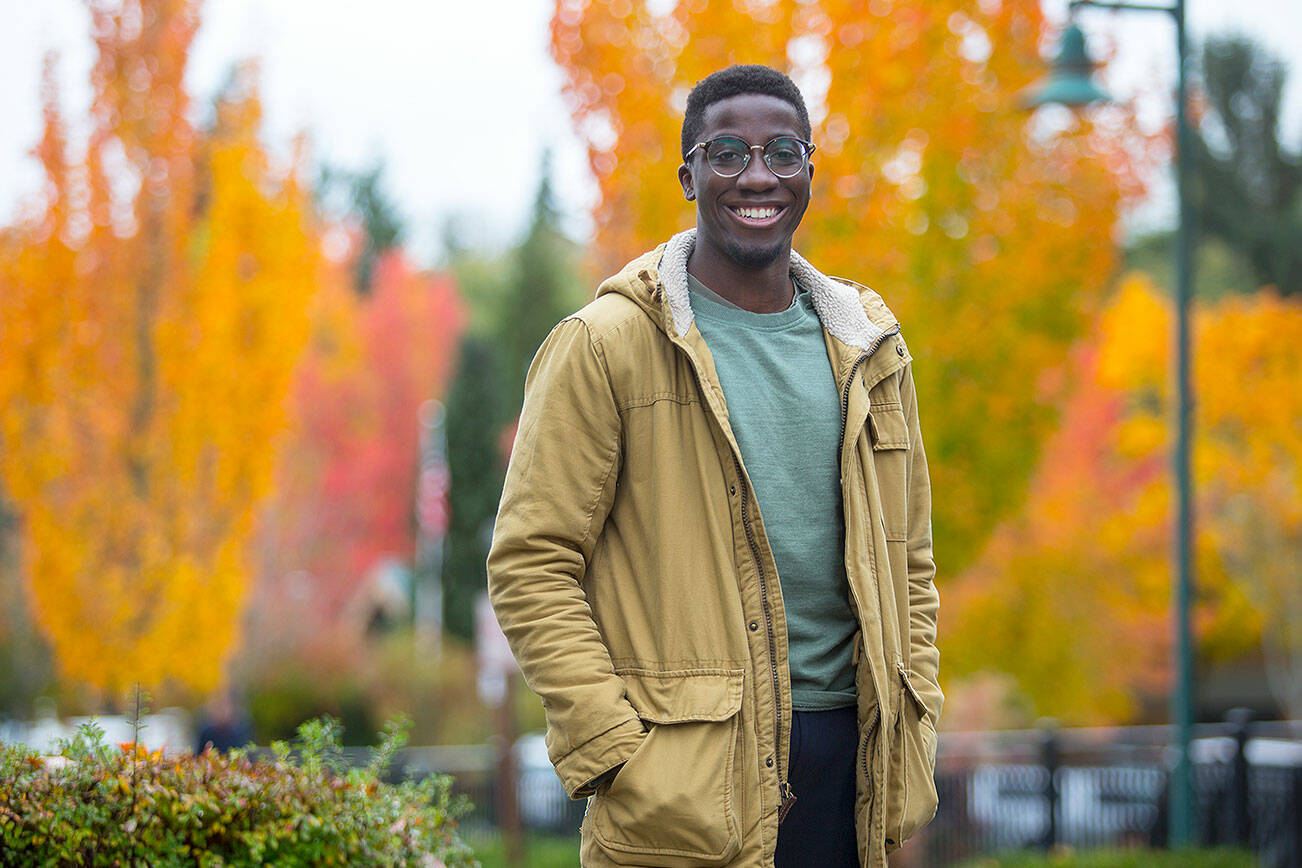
[807,161,815,184]
[678,163,696,201]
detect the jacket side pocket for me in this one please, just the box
[884,663,938,851]
[590,668,745,867]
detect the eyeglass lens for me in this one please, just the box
[707,137,808,178]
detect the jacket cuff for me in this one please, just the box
[556,717,647,799]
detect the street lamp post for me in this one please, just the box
[1025,0,1197,847]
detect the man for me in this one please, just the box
[488,64,941,867]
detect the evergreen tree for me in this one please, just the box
[440,156,585,640]
[1125,36,1299,298]
[441,335,507,642]
[1122,231,1258,300]
[499,151,585,405]
[0,489,54,715]
[319,161,406,293]
[1191,36,1301,295]
[350,163,405,293]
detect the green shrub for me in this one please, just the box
[0,715,477,867]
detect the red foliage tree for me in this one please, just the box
[252,248,467,653]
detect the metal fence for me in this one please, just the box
[392,716,1300,865]
[394,742,586,840]
[911,715,1302,868]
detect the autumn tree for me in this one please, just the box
[0,1,322,697]
[251,249,467,649]
[942,274,1301,722]
[939,325,1174,724]
[552,0,1147,573]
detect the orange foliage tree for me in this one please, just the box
[943,274,1301,723]
[552,0,1148,572]
[0,1,322,697]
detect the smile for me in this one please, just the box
[727,205,786,226]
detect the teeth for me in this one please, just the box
[734,206,779,219]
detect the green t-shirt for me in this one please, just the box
[688,273,857,710]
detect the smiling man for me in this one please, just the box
[488,65,942,867]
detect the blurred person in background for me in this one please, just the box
[489,64,941,867]
[195,688,253,754]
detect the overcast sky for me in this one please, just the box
[2,0,1299,264]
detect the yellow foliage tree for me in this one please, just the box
[552,0,1149,573]
[0,1,321,697]
[943,274,1300,723]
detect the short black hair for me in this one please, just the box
[681,65,812,159]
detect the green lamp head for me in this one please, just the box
[1022,22,1112,108]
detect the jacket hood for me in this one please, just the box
[596,229,897,352]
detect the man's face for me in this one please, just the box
[678,93,813,270]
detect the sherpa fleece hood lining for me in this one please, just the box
[654,229,886,352]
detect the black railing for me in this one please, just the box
[908,713,1301,868]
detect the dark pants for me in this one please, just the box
[774,706,859,868]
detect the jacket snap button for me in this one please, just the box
[766,756,774,768]
[748,621,759,632]
[896,343,905,357]
[729,485,737,496]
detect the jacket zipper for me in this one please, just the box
[860,704,881,782]
[681,299,900,827]
[731,452,797,822]
[839,325,900,447]
[675,324,795,823]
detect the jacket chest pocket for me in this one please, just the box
[868,402,910,540]
[591,669,745,866]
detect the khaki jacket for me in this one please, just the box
[488,229,942,867]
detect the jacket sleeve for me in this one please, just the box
[486,316,646,799]
[901,363,943,725]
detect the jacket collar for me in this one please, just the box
[657,229,887,352]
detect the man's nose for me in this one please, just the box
[736,148,780,190]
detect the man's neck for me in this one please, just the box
[686,245,795,314]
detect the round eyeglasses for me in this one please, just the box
[685,135,816,179]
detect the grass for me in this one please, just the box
[469,836,1252,868]
[466,833,580,868]
[958,848,1256,868]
